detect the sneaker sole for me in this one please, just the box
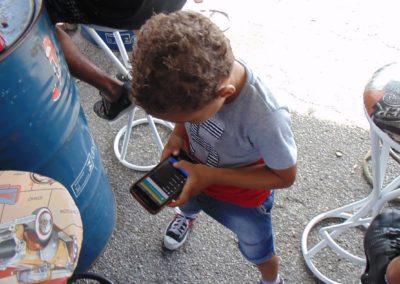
[163,233,189,251]
[163,219,193,251]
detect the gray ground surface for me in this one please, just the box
[69,1,400,283]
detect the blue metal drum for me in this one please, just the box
[0,0,116,272]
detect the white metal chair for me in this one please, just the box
[83,25,174,171]
[301,62,400,283]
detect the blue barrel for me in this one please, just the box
[0,0,116,273]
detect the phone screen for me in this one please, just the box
[130,152,192,214]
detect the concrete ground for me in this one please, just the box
[69,0,400,283]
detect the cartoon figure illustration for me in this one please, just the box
[0,207,79,283]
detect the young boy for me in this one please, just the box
[130,10,297,284]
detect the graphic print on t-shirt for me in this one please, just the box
[189,118,224,167]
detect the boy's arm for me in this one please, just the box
[214,163,297,189]
[160,123,187,160]
[169,161,296,207]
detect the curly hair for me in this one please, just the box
[130,10,234,114]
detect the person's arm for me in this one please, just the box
[55,25,122,101]
[160,123,187,160]
[169,160,296,207]
[209,163,296,189]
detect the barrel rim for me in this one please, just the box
[0,0,43,61]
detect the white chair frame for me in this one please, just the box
[301,109,400,284]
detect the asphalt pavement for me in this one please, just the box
[69,1,400,283]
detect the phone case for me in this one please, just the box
[130,151,194,214]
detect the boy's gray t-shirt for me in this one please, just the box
[185,60,297,170]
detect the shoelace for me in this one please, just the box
[388,228,400,257]
[98,97,111,116]
[169,215,189,237]
[367,228,400,249]
[368,228,400,258]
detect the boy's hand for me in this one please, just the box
[160,134,184,161]
[168,160,212,207]
[160,123,186,161]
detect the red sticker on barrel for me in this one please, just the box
[43,36,62,101]
[0,32,6,52]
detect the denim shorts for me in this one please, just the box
[178,192,275,265]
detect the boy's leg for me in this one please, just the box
[197,193,280,282]
[257,255,280,283]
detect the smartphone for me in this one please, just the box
[130,151,194,214]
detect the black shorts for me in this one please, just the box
[44,0,187,30]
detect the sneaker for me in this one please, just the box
[163,213,195,250]
[93,75,133,122]
[361,208,400,284]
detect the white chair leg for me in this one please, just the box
[118,107,137,162]
[84,26,129,77]
[301,195,372,283]
[113,107,174,171]
[302,118,400,283]
[112,31,132,71]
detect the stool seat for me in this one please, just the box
[302,62,400,283]
[364,62,400,144]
